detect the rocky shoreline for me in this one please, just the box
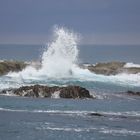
[83,61,140,75]
[0,60,140,76]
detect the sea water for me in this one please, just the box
[0,27,140,140]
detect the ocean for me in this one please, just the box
[0,44,140,64]
[0,28,140,140]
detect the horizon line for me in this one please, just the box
[0,43,140,46]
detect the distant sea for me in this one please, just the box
[0,44,140,64]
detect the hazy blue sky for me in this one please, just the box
[0,0,140,45]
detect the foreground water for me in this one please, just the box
[0,76,140,140]
[0,27,140,140]
[0,94,140,140]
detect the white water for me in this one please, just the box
[7,27,82,79]
[0,107,140,117]
[124,63,140,68]
[1,27,140,89]
[41,27,79,78]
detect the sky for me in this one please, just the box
[0,0,140,45]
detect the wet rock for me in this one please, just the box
[1,85,94,99]
[59,86,92,99]
[87,61,126,75]
[85,61,140,75]
[13,85,60,97]
[89,113,104,117]
[127,91,140,96]
[0,60,27,75]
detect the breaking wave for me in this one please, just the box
[0,26,139,89]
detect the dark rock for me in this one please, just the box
[127,90,140,96]
[89,113,104,117]
[13,85,60,97]
[1,85,94,99]
[59,86,92,99]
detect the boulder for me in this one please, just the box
[1,85,94,99]
[59,86,92,99]
[13,85,60,97]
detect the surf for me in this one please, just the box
[2,26,140,89]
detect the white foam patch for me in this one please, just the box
[124,63,140,68]
[108,73,140,87]
[51,91,60,99]
[100,111,140,117]
[37,126,140,136]
[36,125,140,136]
[0,108,140,118]
[36,126,97,132]
[100,128,140,136]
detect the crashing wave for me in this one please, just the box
[0,26,139,89]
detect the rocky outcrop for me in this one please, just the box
[87,61,125,75]
[89,113,104,117]
[0,60,27,75]
[123,67,140,74]
[59,86,91,98]
[85,61,140,75]
[127,91,140,96]
[1,60,140,76]
[1,85,94,99]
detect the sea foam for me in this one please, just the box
[124,62,140,68]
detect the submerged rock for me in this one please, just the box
[127,91,140,96]
[1,85,94,99]
[89,113,104,117]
